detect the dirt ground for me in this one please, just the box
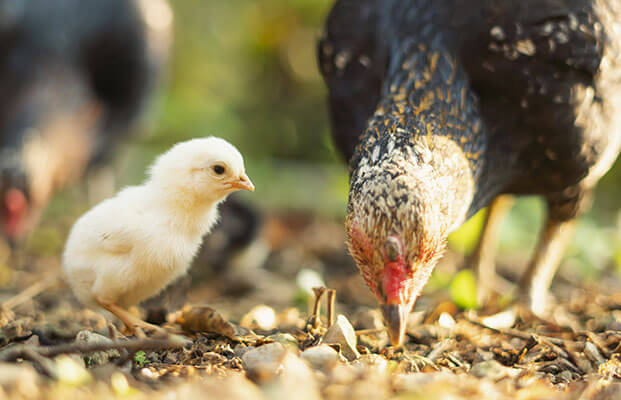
[0,213,620,400]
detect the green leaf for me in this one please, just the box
[447,209,486,255]
[387,360,399,373]
[134,351,148,367]
[450,270,478,310]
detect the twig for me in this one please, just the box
[0,335,188,362]
[327,289,336,327]
[406,354,439,372]
[538,337,570,359]
[1,278,60,311]
[19,348,58,378]
[513,335,538,365]
[107,323,129,361]
[427,339,454,362]
[108,323,122,341]
[355,328,384,336]
[310,287,326,329]
[582,330,611,358]
[468,313,590,373]
[465,314,572,346]
[445,352,465,368]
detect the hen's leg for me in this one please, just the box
[96,297,167,335]
[519,189,589,316]
[471,195,514,306]
[518,218,575,316]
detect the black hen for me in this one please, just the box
[319,0,621,346]
[0,0,170,242]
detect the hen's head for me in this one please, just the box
[346,138,455,346]
[149,137,254,206]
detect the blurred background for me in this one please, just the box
[0,0,620,316]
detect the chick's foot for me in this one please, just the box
[96,297,168,336]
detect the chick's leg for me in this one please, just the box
[95,297,167,335]
[471,195,514,307]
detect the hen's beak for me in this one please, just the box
[229,173,255,192]
[380,303,409,347]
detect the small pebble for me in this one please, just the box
[438,312,456,329]
[140,368,157,380]
[322,315,360,361]
[516,39,536,56]
[267,333,299,353]
[75,330,120,366]
[584,342,605,366]
[470,360,520,380]
[301,345,341,371]
[269,353,321,400]
[352,354,389,374]
[241,342,288,380]
[393,372,445,392]
[480,308,517,329]
[240,305,277,331]
[490,26,506,40]
[557,370,573,384]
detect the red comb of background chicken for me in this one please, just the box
[2,188,28,239]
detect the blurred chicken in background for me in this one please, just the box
[0,0,172,245]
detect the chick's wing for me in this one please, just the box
[98,229,134,254]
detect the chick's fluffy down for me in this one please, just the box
[63,185,217,308]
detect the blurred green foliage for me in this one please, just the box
[148,0,336,162]
[35,0,620,282]
[450,270,478,310]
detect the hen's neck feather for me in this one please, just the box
[350,39,491,232]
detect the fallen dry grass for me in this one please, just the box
[0,214,619,399]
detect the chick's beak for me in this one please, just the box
[380,303,409,347]
[229,173,255,192]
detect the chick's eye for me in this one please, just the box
[212,165,225,175]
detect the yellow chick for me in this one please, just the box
[62,137,254,333]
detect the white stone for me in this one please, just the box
[322,315,360,361]
[241,342,288,378]
[470,360,520,380]
[352,354,389,374]
[240,305,277,331]
[438,312,456,329]
[75,330,120,365]
[265,353,320,400]
[267,333,299,353]
[301,345,341,371]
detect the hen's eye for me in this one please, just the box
[212,165,225,175]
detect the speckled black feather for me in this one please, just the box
[319,0,621,223]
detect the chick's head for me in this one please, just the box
[149,137,254,204]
